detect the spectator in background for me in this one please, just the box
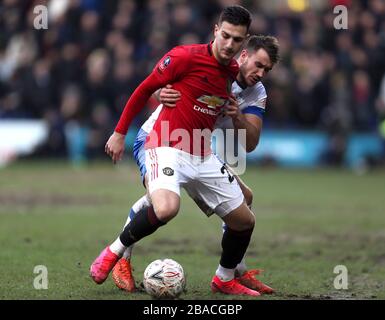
[78,10,103,55]
[84,48,111,112]
[1,0,385,164]
[376,73,385,163]
[17,58,55,118]
[52,42,83,89]
[352,70,373,130]
[58,83,88,164]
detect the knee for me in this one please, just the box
[153,202,179,222]
[243,211,255,230]
[225,208,255,231]
[243,187,253,207]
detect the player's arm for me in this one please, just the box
[225,96,263,152]
[106,49,188,163]
[153,84,181,107]
[105,73,166,163]
[241,113,263,152]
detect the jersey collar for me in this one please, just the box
[207,41,213,56]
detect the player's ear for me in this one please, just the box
[239,49,248,64]
[214,24,219,36]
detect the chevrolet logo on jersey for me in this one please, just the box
[197,95,226,109]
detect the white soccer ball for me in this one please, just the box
[143,258,186,299]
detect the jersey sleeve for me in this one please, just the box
[242,104,265,119]
[241,85,267,119]
[114,47,190,135]
[152,46,191,84]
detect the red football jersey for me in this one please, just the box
[115,43,239,155]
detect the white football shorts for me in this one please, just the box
[145,146,244,218]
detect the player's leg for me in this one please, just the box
[219,203,274,294]
[222,170,274,294]
[90,147,182,285]
[121,192,151,260]
[218,163,274,293]
[112,128,153,291]
[112,191,151,292]
[117,147,183,249]
[185,155,259,296]
[120,127,152,261]
[217,168,253,208]
[91,189,177,284]
[221,172,252,274]
[213,203,260,294]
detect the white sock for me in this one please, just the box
[109,237,126,256]
[121,195,151,260]
[216,265,235,282]
[122,246,133,260]
[236,258,247,276]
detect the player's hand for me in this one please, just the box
[159,84,181,107]
[224,95,242,120]
[105,132,126,164]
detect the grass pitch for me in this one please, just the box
[0,160,384,300]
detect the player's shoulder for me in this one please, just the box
[172,43,207,55]
[232,80,266,97]
[244,81,266,99]
[253,81,266,96]
[229,58,239,68]
[228,58,239,77]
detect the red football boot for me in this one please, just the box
[112,258,136,292]
[237,269,274,294]
[90,246,119,284]
[211,275,261,297]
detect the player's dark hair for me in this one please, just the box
[218,5,252,31]
[246,35,280,65]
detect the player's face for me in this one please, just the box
[213,22,248,64]
[238,48,273,86]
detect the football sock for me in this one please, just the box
[216,265,235,282]
[109,237,126,256]
[127,195,151,226]
[122,248,132,261]
[122,196,151,260]
[236,258,248,276]
[221,222,248,275]
[119,206,166,247]
[220,226,253,269]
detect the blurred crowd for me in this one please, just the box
[1,0,385,162]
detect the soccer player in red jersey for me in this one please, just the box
[90,6,261,296]
[113,35,280,295]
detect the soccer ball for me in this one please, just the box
[143,258,186,299]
